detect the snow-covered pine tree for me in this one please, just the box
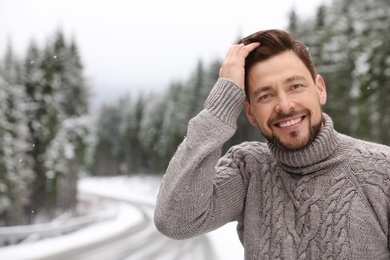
[0,46,34,226]
[124,94,150,173]
[21,30,92,221]
[39,30,92,214]
[352,0,390,145]
[92,102,124,176]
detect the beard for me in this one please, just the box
[261,110,323,151]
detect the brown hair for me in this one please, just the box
[238,29,317,101]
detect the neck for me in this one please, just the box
[267,113,340,175]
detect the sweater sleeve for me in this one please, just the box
[154,78,249,239]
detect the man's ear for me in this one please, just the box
[244,100,257,126]
[316,74,327,105]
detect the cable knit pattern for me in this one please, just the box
[154,78,390,259]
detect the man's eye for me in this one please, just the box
[291,84,303,90]
[259,94,271,100]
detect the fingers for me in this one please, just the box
[219,42,260,88]
[239,42,261,57]
[225,42,260,59]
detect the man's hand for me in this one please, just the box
[219,42,260,89]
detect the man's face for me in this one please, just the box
[244,51,327,150]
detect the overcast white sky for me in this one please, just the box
[0,0,325,106]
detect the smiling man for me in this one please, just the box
[244,50,326,150]
[154,29,390,259]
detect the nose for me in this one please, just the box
[274,93,294,114]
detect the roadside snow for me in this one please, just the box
[80,175,244,259]
[0,175,244,259]
[208,222,244,259]
[0,202,142,259]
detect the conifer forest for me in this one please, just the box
[0,0,390,226]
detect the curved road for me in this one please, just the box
[49,195,218,260]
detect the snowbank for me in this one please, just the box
[0,175,244,259]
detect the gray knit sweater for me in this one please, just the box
[154,78,390,259]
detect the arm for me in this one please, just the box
[154,43,260,240]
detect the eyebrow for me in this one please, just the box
[253,86,272,98]
[283,75,306,84]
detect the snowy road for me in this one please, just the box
[74,175,243,260]
[0,175,243,260]
[62,193,218,260]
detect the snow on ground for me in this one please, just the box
[79,175,244,259]
[78,174,161,205]
[0,201,142,259]
[208,222,244,259]
[0,175,243,260]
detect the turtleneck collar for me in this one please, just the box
[267,113,341,175]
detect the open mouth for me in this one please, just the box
[275,115,306,128]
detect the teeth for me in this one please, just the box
[279,118,302,128]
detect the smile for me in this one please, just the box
[277,117,303,128]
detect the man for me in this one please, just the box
[154,29,390,259]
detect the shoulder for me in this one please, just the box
[216,141,274,184]
[341,134,390,186]
[217,141,272,169]
[341,134,390,163]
